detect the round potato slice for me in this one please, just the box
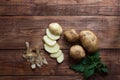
[50,50,62,58]
[44,43,60,53]
[57,52,64,63]
[46,28,60,40]
[43,35,56,46]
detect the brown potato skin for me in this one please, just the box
[79,30,98,53]
[64,29,79,42]
[70,45,86,59]
[49,23,63,35]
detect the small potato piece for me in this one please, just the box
[64,29,79,42]
[46,28,60,40]
[79,30,98,53]
[43,35,56,46]
[50,50,62,58]
[70,45,85,60]
[44,43,60,53]
[57,52,64,63]
[31,64,36,69]
[49,23,63,35]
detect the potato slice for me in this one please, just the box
[50,50,62,58]
[43,35,56,46]
[44,43,60,53]
[57,52,64,63]
[46,28,60,40]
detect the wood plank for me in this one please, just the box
[0,49,119,76]
[0,16,119,49]
[1,75,120,80]
[0,76,83,80]
[0,0,119,16]
[0,75,118,80]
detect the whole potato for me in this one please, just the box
[70,45,86,60]
[79,30,98,53]
[64,29,79,42]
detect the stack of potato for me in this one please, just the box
[43,23,64,63]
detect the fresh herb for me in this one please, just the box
[70,51,108,80]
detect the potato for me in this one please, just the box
[49,23,63,35]
[50,50,62,58]
[44,43,60,53]
[70,45,85,59]
[79,30,98,53]
[64,29,79,42]
[43,35,56,46]
[31,64,36,69]
[57,52,64,63]
[46,28,60,40]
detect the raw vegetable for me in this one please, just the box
[49,23,63,35]
[44,43,60,53]
[23,42,48,69]
[57,52,64,63]
[70,52,108,80]
[79,30,98,53]
[46,28,60,40]
[43,35,56,46]
[31,64,36,69]
[43,23,64,64]
[70,45,86,60]
[64,29,79,42]
[50,50,62,58]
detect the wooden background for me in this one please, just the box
[0,0,120,80]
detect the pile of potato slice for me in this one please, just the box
[43,23,64,63]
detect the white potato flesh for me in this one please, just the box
[43,35,56,46]
[46,28,60,40]
[57,52,64,63]
[50,50,62,58]
[44,43,60,53]
[31,64,36,69]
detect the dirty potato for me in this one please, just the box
[79,30,98,53]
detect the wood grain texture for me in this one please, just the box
[0,49,119,76]
[0,75,120,80]
[0,0,119,80]
[1,75,119,80]
[0,0,119,16]
[0,16,119,49]
[0,76,83,80]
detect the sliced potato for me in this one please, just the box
[57,52,64,63]
[43,35,56,46]
[44,43,60,53]
[50,50,62,58]
[46,28,60,40]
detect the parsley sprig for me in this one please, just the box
[70,52,108,80]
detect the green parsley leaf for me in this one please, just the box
[70,51,108,80]
[86,64,95,70]
[94,51,100,58]
[100,67,108,73]
[84,68,95,79]
[81,58,88,65]
[70,64,84,72]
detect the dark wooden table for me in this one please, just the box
[0,0,119,80]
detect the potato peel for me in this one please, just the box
[23,42,48,69]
